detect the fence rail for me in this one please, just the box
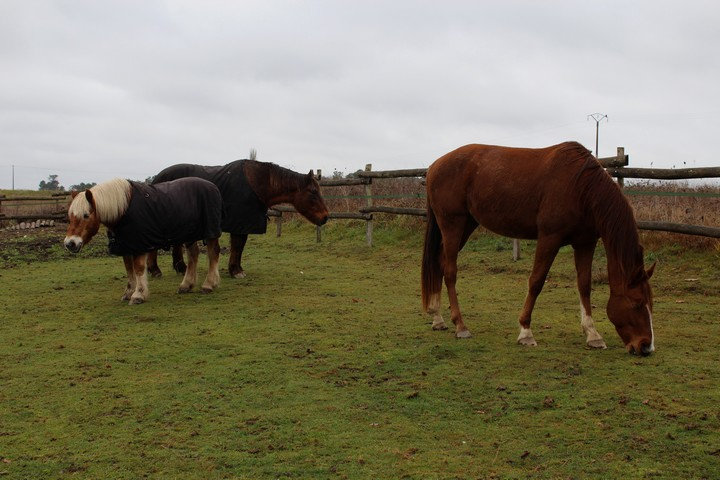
[2,148,719,246]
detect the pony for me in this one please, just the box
[421,142,656,355]
[64,177,223,304]
[146,158,329,279]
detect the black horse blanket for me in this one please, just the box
[107,178,222,256]
[152,160,268,235]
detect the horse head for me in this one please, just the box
[606,262,656,355]
[292,170,329,226]
[64,189,101,253]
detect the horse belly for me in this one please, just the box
[470,205,540,239]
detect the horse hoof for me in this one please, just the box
[455,330,472,339]
[231,271,246,279]
[177,286,192,294]
[518,337,538,347]
[432,321,448,331]
[129,297,144,305]
[201,287,213,294]
[587,339,607,349]
[149,269,162,278]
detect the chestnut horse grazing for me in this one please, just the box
[422,142,656,355]
[146,159,329,279]
[64,177,223,304]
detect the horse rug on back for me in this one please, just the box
[107,178,222,256]
[152,160,268,235]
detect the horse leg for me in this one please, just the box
[172,245,187,274]
[121,255,136,301]
[436,216,476,338]
[147,250,162,278]
[228,233,248,278]
[129,254,149,305]
[201,238,221,293]
[178,242,199,293]
[517,236,562,346]
[573,242,607,349]
[428,218,477,332]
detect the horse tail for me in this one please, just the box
[421,201,443,311]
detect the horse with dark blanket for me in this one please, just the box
[147,159,329,279]
[64,176,224,304]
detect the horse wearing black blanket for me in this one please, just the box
[147,159,329,279]
[64,177,223,304]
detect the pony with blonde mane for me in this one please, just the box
[65,177,223,304]
[422,142,656,355]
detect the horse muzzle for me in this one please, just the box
[64,237,84,253]
[317,215,329,226]
[627,339,654,356]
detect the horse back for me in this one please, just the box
[426,142,597,240]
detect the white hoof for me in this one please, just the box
[432,319,448,330]
[455,329,472,339]
[129,296,144,305]
[517,327,537,346]
[587,339,607,349]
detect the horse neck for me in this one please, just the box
[601,235,643,295]
[589,178,643,294]
[245,161,304,207]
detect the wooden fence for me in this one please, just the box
[3,148,720,250]
[0,192,69,225]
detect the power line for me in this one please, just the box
[587,113,608,158]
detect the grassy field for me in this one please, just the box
[1,221,719,479]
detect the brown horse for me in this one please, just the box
[64,177,223,304]
[146,159,329,278]
[421,142,656,355]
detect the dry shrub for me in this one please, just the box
[626,181,720,250]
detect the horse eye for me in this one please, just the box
[83,213,90,219]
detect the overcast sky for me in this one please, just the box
[1,0,719,190]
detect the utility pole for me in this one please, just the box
[587,113,608,158]
[11,164,14,190]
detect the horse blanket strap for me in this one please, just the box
[153,160,268,235]
[107,178,222,256]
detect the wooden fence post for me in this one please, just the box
[316,169,322,242]
[512,239,520,261]
[616,147,625,188]
[365,164,373,247]
[276,213,282,237]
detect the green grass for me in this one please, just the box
[1,221,719,479]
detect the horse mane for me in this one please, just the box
[69,178,131,224]
[558,142,643,279]
[243,159,310,202]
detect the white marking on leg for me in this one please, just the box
[427,292,447,330]
[580,304,606,348]
[646,305,655,352]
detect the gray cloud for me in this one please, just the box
[1,0,719,189]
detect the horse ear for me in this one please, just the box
[629,265,649,288]
[84,189,95,210]
[71,190,79,199]
[646,261,656,279]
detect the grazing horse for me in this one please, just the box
[422,142,656,355]
[64,177,223,304]
[146,159,329,279]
